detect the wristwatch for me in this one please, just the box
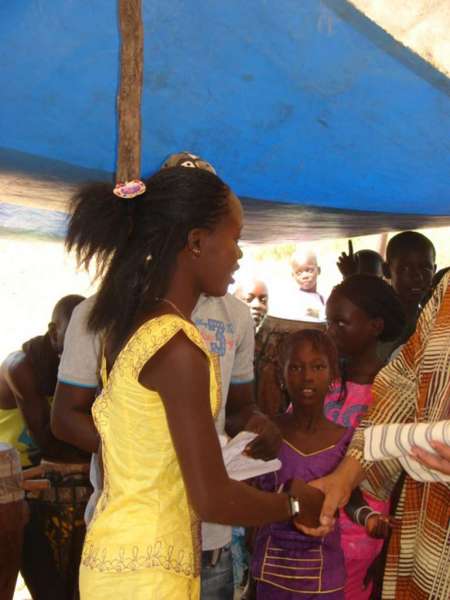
[288,494,301,518]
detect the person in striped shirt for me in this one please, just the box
[305,270,450,600]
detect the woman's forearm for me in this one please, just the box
[334,455,366,492]
[196,478,290,526]
[193,477,323,529]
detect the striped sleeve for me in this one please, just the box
[347,272,450,499]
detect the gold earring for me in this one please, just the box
[191,247,201,257]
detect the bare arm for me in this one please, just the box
[139,332,321,528]
[51,382,99,453]
[301,455,366,536]
[0,370,17,409]
[225,381,255,436]
[344,487,393,539]
[4,354,85,461]
[337,240,358,279]
[51,294,100,454]
[225,382,282,460]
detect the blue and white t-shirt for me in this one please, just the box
[193,294,254,438]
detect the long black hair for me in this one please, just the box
[66,166,230,350]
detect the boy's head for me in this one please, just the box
[235,278,269,330]
[383,231,436,311]
[355,249,383,278]
[48,294,85,355]
[290,249,320,293]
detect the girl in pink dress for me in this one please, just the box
[325,274,405,599]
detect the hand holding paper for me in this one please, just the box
[220,431,281,481]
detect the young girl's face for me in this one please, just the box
[283,340,332,408]
[326,292,382,358]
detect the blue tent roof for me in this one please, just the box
[1,0,449,240]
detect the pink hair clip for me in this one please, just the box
[113,179,146,199]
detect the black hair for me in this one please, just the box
[328,274,405,343]
[66,167,230,350]
[280,329,339,381]
[386,231,436,263]
[354,249,383,276]
[51,294,85,323]
[327,275,405,405]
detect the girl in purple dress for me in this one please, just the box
[251,330,352,599]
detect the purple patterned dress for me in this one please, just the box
[251,428,353,599]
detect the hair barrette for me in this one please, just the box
[113,179,146,199]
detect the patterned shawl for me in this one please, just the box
[348,271,450,599]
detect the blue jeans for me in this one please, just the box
[200,544,234,600]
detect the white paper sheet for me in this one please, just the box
[219,431,281,481]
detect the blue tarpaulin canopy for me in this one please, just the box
[0,0,449,241]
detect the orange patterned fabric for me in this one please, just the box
[348,272,450,599]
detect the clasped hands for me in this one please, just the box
[289,440,450,537]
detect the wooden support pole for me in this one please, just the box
[116,0,144,184]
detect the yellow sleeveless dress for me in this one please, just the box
[79,316,221,600]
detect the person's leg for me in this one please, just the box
[21,498,66,600]
[0,500,26,600]
[200,544,234,600]
[53,493,88,600]
[21,475,91,600]
[231,526,249,590]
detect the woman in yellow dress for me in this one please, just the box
[68,167,322,599]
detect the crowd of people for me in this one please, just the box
[0,153,449,600]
